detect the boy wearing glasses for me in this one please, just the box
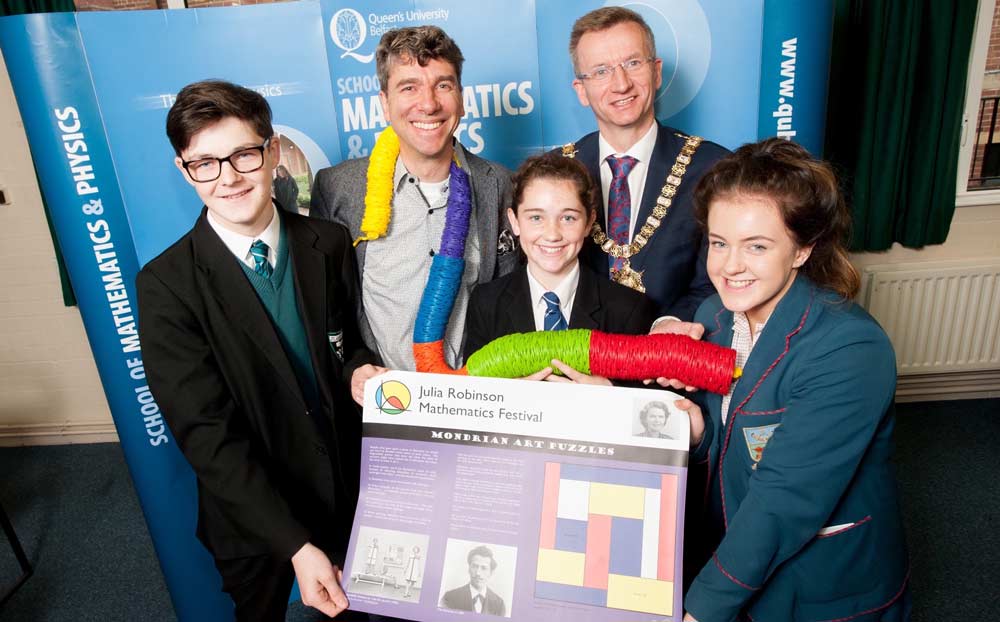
[136,80,379,621]
[564,7,728,325]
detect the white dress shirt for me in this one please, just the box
[206,203,280,270]
[468,585,488,613]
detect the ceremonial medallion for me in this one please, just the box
[565,135,704,293]
[612,260,646,292]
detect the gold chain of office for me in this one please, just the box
[560,133,704,292]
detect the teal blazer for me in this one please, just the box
[685,276,910,622]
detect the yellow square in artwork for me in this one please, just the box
[589,483,645,519]
[536,548,585,586]
[606,574,672,616]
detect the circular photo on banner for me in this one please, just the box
[272,134,312,215]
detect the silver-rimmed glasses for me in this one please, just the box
[576,57,656,82]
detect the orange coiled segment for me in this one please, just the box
[413,341,468,375]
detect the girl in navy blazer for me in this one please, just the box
[463,153,656,382]
[676,139,910,621]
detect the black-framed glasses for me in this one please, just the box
[181,138,271,183]
[576,57,656,82]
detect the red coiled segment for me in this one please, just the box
[589,331,738,394]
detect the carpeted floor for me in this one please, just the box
[0,398,997,620]
[890,398,1000,620]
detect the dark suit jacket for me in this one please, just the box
[441,583,506,616]
[310,144,518,354]
[571,123,729,321]
[685,276,909,622]
[462,264,657,360]
[136,209,376,563]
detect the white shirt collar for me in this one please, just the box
[525,261,581,330]
[598,122,658,165]
[207,203,280,269]
[469,584,487,598]
[393,140,466,189]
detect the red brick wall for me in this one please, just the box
[986,4,1000,73]
[185,0,293,6]
[968,1,1000,188]
[75,0,161,9]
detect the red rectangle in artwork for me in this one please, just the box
[539,462,560,549]
[658,474,678,581]
[584,513,612,589]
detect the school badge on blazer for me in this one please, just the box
[328,330,344,362]
[743,424,780,466]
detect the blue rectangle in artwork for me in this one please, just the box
[560,464,662,489]
[609,517,644,577]
[554,518,588,553]
[534,580,608,607]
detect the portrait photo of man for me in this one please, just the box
[440,544,507,616]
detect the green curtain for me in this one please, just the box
[3,0,78,304]
[824,0,978,251]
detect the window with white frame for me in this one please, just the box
[958,0,1000,205]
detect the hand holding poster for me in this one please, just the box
[345,371,689,621]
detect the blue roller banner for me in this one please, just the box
[0,12,233,621]
[0,2,834,619]
[757,0,835,154]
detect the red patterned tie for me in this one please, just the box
[606,155,637,274]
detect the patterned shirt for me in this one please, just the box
[720,312,767,423]
[362,155,481,370]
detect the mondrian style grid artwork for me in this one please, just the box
[535,463,679,616]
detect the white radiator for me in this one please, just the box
[860,261,1000,376]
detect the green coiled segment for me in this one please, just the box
[465,329,592,378]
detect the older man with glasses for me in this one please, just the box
[559,5,731,600]
[137,79,379,621]
[561,6,729,329]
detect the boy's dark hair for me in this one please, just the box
[166,80,273,155]
[510,153,596,216]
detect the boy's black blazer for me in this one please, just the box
[136,208,375,563]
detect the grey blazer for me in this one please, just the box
[310,144,518,355]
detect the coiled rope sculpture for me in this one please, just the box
[363,128,740,394]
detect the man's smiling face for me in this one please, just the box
[379,56,464,171]
[572,21,662,143]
